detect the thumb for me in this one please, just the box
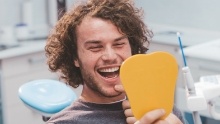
[165,113,183,124]
[134,121,140,124]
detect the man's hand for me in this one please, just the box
[115,84,183,124]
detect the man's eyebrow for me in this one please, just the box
[114,35,127,42]
[85,40,101,45]
[84,35,127,45]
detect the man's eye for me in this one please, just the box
[89,46,102,52]
[114,43,125,47]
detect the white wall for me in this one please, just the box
[135,0,220,32]
[0,0,76,41]
[1,0,220,32]
[0,0,75,27]
[0,0,22,26]
[0,0,47,26]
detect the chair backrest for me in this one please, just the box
[18,79,77,117]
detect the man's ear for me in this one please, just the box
[74,59,80,67]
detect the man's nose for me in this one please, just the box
[101,48,117,61]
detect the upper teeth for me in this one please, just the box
[99,67,119,72]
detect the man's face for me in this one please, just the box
[75,17,132,102]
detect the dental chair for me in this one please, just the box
[18,79,77,121]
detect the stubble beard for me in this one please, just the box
[80,67,122,98]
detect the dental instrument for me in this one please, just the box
[177,32,204,124]
[177,32,220,123]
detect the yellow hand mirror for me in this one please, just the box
[120,51,178,120]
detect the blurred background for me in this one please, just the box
[0,0,220,124]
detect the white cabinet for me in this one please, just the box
[0,51,58,124]
[182,39,220,82]
[186,57,220,82]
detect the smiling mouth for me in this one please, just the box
[98,67,119,78]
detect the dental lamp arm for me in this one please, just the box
[182,66,204,124]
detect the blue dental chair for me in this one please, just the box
[18,79,77,121]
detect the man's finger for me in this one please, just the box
[139,109,166,124]
[126,117,137,124]
[124,108,134,117]
[165,113,183,124]
[122,100,130,110]
[114,84,125,92]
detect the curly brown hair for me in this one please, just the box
[45,0,153,88]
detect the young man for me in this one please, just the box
[45,0,185,123]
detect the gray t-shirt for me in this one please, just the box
[46,99,185,124]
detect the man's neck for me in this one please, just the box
[80,87,126,104]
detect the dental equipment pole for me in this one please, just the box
[177,32,202,124]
